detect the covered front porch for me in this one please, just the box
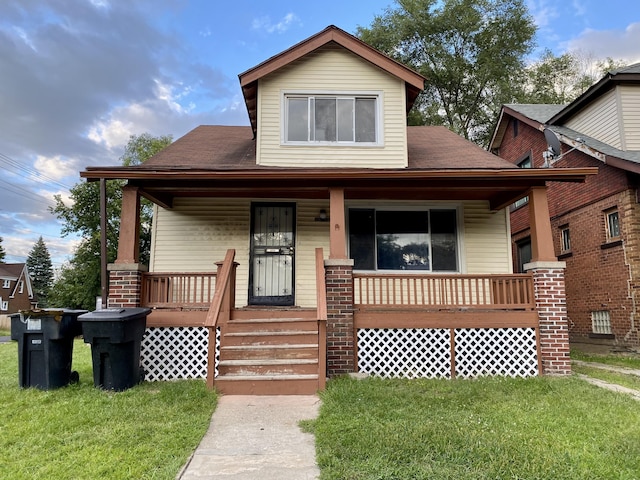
[80,163,595,391]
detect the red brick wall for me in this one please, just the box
[499,115,640,345]
[325,261,355,376]
[108,270,143,308]
[532,267,571,375]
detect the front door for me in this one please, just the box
[249,203,295,305]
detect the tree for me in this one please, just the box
[0,236,5,263]
[357,0,537,146]
[49,133,172,310]
[521,50,628,104]
[26,236,54,307]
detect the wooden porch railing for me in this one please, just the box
[204,249,237,390]
[315,248,327,390]
[141,272,217,309]
[354,273,535,310]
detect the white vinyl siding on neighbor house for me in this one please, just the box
[150,198,330,308]
[565,88,622,149]
[619,85,640,150]
[256,45,408,168]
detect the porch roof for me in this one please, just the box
[81,125,596,211]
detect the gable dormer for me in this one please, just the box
[238,26,425,168]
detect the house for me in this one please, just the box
[0,263,35,314]
[490,64,640,347]
[81,26,595,394]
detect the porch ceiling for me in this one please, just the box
[83,167,597,211]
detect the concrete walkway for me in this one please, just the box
[177,395,321,480]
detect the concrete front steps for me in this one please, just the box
[214,314,323,395]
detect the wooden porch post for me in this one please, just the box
[528,186,556,262]
[115,186,141,264]
[526,187,570,375]
[329,187,347,259]
[108,185,146,309]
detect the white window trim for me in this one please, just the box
[560,226,571,253]
[1,300,7,311]
[2,279,10,289]
[605,209,620,241]
[346,202,464,274]
[281,90,384,146]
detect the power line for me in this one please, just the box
[0,178,57,208]
[0,152,74,191]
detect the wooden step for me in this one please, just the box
[223,330,318,346]
[214,374,319,395]
[225,318,318,333]
[220,344,319,361]
[218,359,318,376]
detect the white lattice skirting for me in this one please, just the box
[357,327,538,379]
[140,327,220,381]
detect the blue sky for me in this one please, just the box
[1,0,640,270]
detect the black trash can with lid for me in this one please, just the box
[10,309,86,389]
[78,307,150,391]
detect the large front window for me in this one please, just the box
[348,208,458,271]
[285,95,378,144]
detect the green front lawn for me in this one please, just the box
[309,376,640,479]
[0,339,217,479]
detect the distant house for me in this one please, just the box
[490,63,640,347]
[81,26,594,393]
[0,263,35,313]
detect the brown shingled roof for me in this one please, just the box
[137,125,515,171]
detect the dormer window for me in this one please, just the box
[283,93,380,145]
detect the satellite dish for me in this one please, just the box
[543,128,562,158]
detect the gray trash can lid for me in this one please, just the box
[78,307,151,322]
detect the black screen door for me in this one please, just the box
[249,203,295,305]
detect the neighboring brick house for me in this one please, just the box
[490,64,640,347]
[0,263,36,314]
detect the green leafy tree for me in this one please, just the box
[26,236,54,307]
[357,0,536,146]
[522,50,628,104]
[49,133,172,310]
[0,236,5,263]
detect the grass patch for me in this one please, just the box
[312,376,640,479]
[0,328,10,336]
[0,339,217,479]
[573,364,640,391]
[571,347,640,370]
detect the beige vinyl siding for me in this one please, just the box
[150,198,252,307]
[620,85,640,150]
[150,198,330,308]
[257,44,407,168]
[565,88,622,149]
[463,202,512,274]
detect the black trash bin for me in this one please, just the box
[78,308,150,391]
[10,309,86,389]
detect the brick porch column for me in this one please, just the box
[325,259,355,376]
[107,263,147,308]
[526,261,571,375]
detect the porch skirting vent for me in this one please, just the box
[140,327,221,381]
[357,327,538,379]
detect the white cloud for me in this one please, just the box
[252,13,301,34]
[526,0,559,30]
[563,22,640,63]
[34,155,78,181]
